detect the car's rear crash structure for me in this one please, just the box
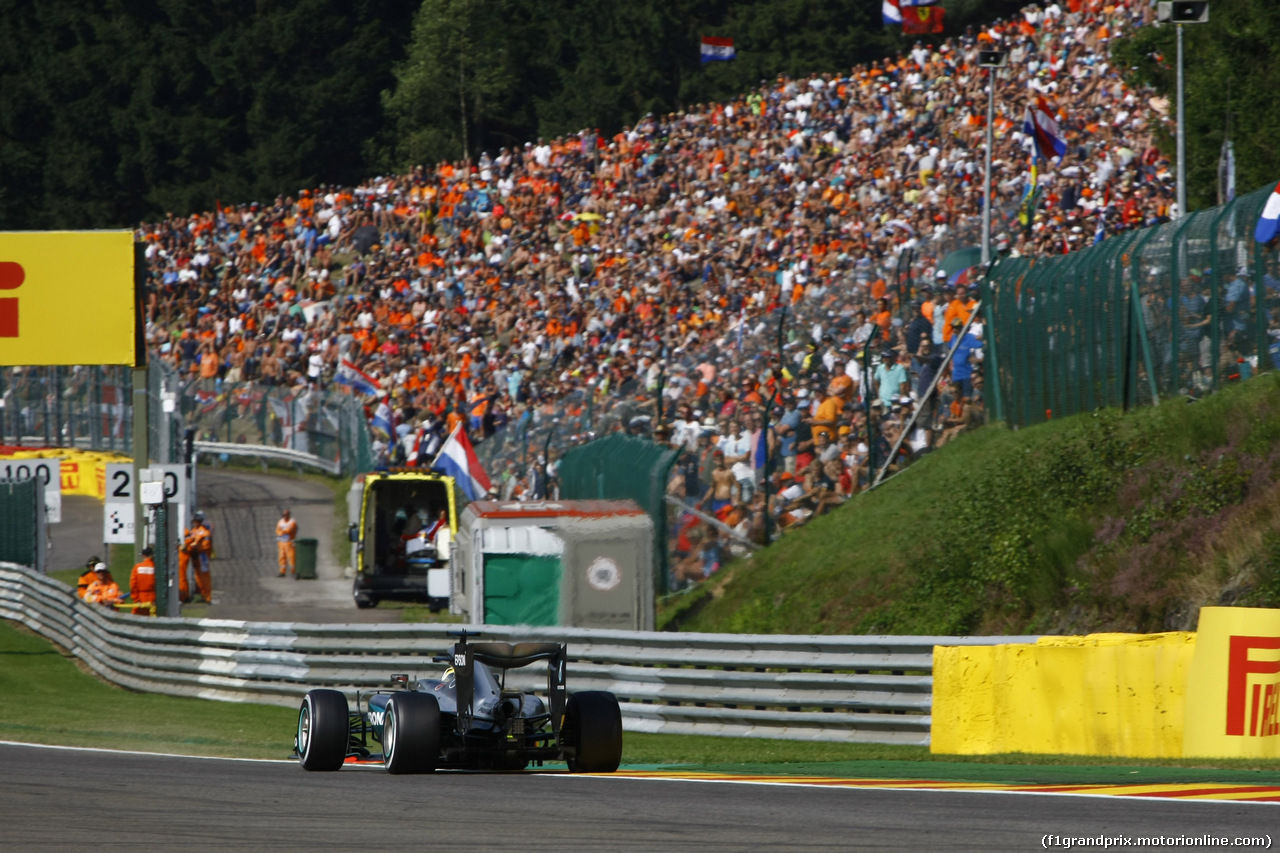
[294,634,622,774]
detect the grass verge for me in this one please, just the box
[672,372,1280,636]
[0,619,295,758]
[4,619,1280,782]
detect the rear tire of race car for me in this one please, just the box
[563,691,622,773]
[383,692,441,775]
[297,689,349,772]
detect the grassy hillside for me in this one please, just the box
[667,373,1280,636]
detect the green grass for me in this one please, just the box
[0,620,295,758]
[4,619,1280,782]
[668,372,1280,636]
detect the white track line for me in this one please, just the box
[0,739,293,764]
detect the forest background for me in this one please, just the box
[0,0,1271,229]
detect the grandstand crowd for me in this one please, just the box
[138,0,1168,586]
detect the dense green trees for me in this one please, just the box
[1112,1,1280,209]
[0,0,416,228]
[11,0,1203,229]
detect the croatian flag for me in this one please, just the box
[336,359,379,396]
[431,424,493,501]
[882,0,902,25]
[1255,180,1280,244]
[700,36,735,63]
[1023,96,1067,163]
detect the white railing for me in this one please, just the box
[0,564,1035,745]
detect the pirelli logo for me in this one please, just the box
[1226,635,1280,737]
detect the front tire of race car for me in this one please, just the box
[563,691,622,773]
[297,689,349,772]
[383,692,441,775]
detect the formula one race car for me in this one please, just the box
[293,633,622,774]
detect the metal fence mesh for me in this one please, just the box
[988,182,1280,428]
[0,360,375,475]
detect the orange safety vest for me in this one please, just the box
[184,525,212,554]
[131,557,156,603]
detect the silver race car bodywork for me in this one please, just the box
[294,633,622,774]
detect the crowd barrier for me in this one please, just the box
[0,563,1034,745]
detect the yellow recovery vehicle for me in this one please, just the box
[348,470,459,610]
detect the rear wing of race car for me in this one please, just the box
[450,632,567,738]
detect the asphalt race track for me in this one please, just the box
[1,743,1273,852]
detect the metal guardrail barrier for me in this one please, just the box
[0,564,1036,744]
[193,441,342,476]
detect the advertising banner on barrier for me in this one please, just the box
[931,632,1194,757]
[1184,606,1280,758]
[0,231,135,366]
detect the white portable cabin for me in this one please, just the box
[452,500,654,630]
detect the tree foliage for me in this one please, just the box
[1111,1,1280,209]
[0,0,415,228]
[0,0,1037,226]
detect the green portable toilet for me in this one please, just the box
[452,500,654,630]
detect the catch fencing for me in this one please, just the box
[0,563,1034,745]
[0,358,374,476]
[182,379,374,476]
[986,181,1280,429]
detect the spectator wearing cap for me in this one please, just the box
[950,319,984,399]
[1224,267,1251,339]
[77,556,102,599]
[84,562,122,606]
[873,349,910,409]
[775,395,802,474]
[812,375,853,443]
[905,301,933,358]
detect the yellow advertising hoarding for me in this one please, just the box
[931,633,1194,757]
[0,231,135,366]
[1184,606,1280,758]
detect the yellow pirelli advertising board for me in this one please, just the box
[1184,606,1280,758]
[0,231,136,366]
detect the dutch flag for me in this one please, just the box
[431,424,493,501]
[335,359,380,396]
[1023,96,1067,164]
[1255,180,1280,244]
[700,36,735,63]
[883,0,902,25]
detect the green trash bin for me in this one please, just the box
[294,538,318,579]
